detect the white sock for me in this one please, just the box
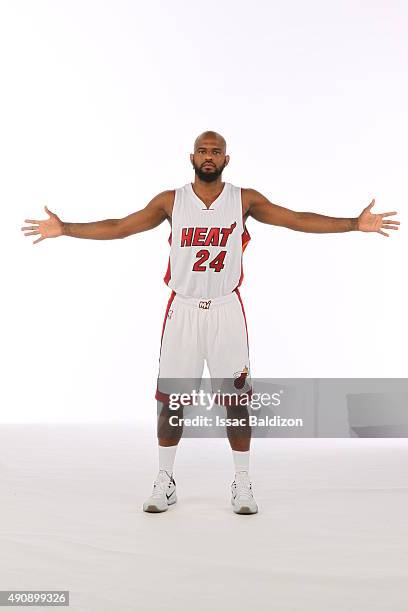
[232,449,250,474]
[158,444,178,476]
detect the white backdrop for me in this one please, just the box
[1,0,406,423]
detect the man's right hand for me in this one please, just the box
[21,205,64,244]
[21,190,173,242]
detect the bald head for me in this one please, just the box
[190,130,229,182]
[194,130,227,153]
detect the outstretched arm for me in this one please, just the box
[246,189,400,236]
[21,190,173,244]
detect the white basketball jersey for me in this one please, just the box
[163,181,251,298]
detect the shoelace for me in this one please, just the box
[234,471,253,500]
[151,470,172,498]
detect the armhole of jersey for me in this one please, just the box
[238,186,251,247]
[173,186,183,218]
[169,187,181,244]
[237,185,245,229]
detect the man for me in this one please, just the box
[21,130,400,515]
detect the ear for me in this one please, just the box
[189,153,194,165]
[224,154,230,166]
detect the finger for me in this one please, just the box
[44,205,54,216]
[380,211,397,217]
[24,219,40,224]
[377,229,389,237]
[380,219,399,225]
[24,230,40,236]
[21,225,39,231]
[33,236,45,245]
[365,198,375,210]
[381,224,399,230]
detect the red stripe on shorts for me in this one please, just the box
[155,290,176,403]
[160,290,176,346]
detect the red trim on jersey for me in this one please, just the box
[234,286,249,348]
[242,224,251,252]
[234,223,251,291]
[163,231,172,286]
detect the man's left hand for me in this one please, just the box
[357,199,400,237]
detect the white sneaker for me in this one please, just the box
[231,471,258,514]
[143,470,177,513]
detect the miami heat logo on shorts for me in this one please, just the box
[233,365,249,389]
[167,309,173,319]
[199,300,211,309]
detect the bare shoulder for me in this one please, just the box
[240,188,298,228]
[148,189,176,221]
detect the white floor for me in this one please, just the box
[1,424,408,611]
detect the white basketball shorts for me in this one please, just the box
[155,288,252,406]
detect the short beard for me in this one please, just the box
[192,160,227,183]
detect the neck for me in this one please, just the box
[192,177,225,195]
